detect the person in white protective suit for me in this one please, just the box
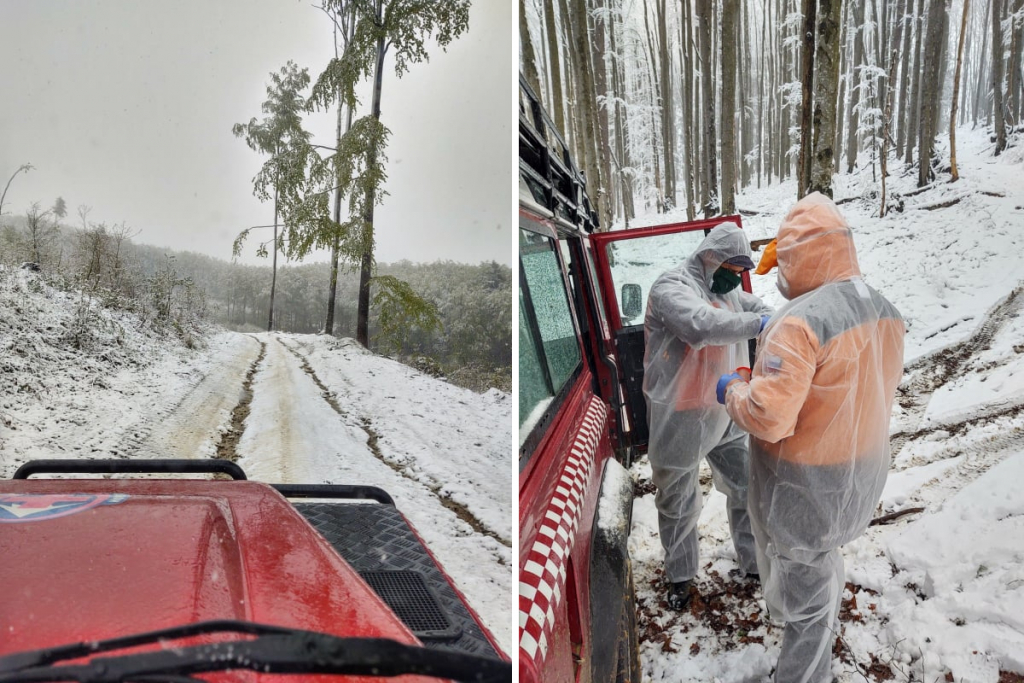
[718,192,905,683]
[642,221,772,610]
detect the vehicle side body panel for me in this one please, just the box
[519,373,612,683]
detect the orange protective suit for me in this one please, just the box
[723,193,905,683]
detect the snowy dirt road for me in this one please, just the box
[232,334,515,655]
[0,316,513,655]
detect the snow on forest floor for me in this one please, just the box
[625,127,1024,682]
[0,273,514,654]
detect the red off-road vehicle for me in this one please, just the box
[517,76,752,683]
[0,459,510,683]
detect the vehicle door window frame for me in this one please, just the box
[519,219,584,469]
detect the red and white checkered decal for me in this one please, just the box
[519,396,607,664]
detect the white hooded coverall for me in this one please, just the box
[643,222,770,584]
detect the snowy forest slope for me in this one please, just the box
[627,127,1024,682]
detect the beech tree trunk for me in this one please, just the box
[904,0,925,164]
[519,0,543,97]
[698,0,718,217]
[356,16,387,347]
[950,0,969,181]
[721,0,738,213]
[973,0,991,127]
[880,46,898,216]
[543,0,567,136]
[797,0,817,198]
[811,0,844,197]
[1010,0,1024,126]
[681,0,697,219]
[590,0,615,221]
[993,0,1008,153]
[846,0,866,173]
[656,0,676,206]
[893,0,911,159]
[608,7,635,223]
[918,0,949,186]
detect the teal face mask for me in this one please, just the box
[711,267,743,294]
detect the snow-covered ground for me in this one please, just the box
[625,127,1024,682]
[0,275,514,654]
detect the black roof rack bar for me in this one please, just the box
[271,484,395,506]
[519,73,599,234]
[12,459,248,480]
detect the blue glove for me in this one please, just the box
[716,372,743,404]
[759,314,771,332]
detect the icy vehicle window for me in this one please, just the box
[519,286,552,444]
[519,229,581,444]
[606,230,707,326]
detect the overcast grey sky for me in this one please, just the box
[0,1,515,266]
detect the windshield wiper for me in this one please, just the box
[0,620,511,683]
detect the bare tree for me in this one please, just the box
[656,0,676,206]
[24,202,57,266]
[698,0,718,217]
[904,0,925,164]
[950,0,970,181]
[683,0,699,214]
[1009,0,1024,126]
[993,0,1008,154]
[0,164,33,218]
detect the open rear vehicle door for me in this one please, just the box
[588,217,754,453]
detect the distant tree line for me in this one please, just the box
[520,0,1023,225]
[0,205,511,392]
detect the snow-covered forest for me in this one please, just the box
[520,0,1023,227]
[522,0,1024,680]
[0,222,511,392]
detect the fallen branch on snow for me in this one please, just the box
[870,507,925,526]
[917,197,966,210]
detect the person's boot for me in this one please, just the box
[667,580,693,610]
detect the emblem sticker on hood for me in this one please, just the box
[0,493,128,523]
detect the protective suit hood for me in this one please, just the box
[686,222,755,290]
[776,192,861,299]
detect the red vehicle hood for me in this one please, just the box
[0,479,433,682]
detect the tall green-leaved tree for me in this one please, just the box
[232,61,316,331]
[308,0,470,348]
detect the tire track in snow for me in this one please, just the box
[63,335,259,463]
[132,335,262,460]
[278,339,512,552]
[892,283,1024,456]
[215,336,267,463]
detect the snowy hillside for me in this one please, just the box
[626,127,1024,682]
[0,272,514,653]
